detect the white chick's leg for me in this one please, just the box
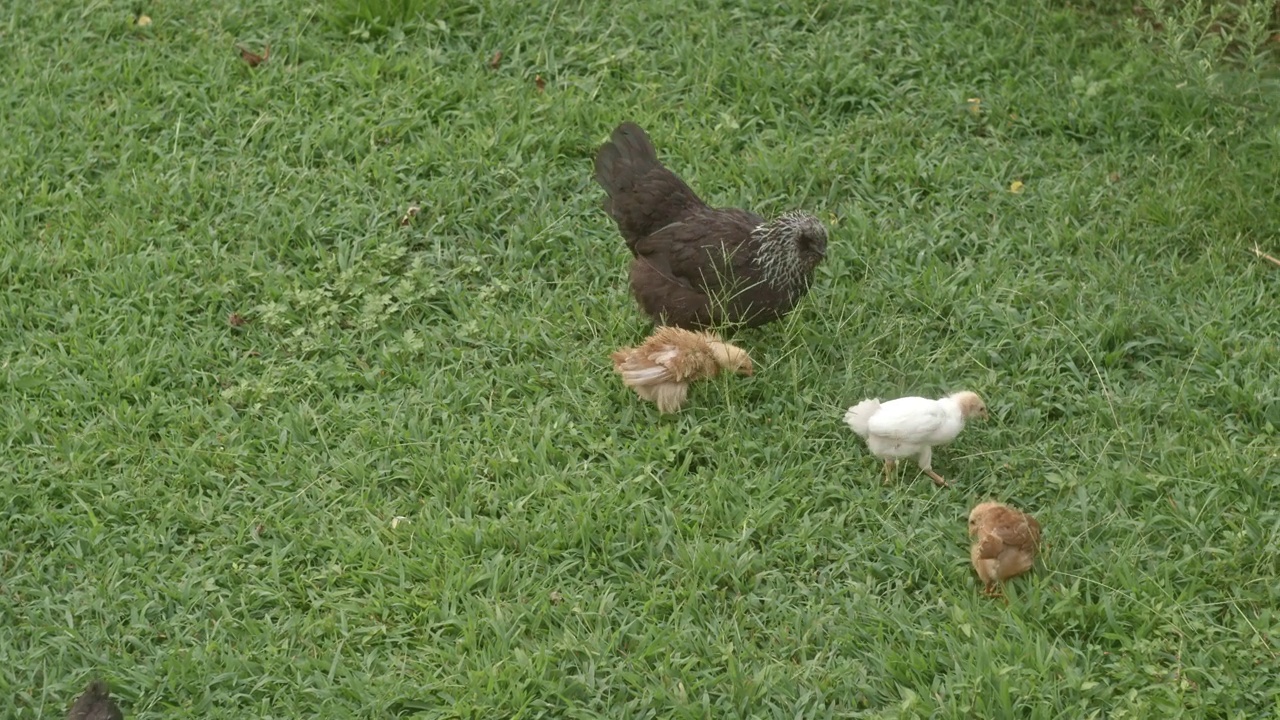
[882,459,896,485]
[916,447,948,487]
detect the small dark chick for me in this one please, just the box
[593,122,828,329]
[67,679,123,720]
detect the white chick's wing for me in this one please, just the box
[864,397,948,441]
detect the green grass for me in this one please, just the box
[3,0,1279,717]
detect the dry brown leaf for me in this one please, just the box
[399,205,421,226]
[489,50,503,69]
[1253,244,1280,269]
[228,312,248,328]
[534,74,546,93]
[238,44,270,67]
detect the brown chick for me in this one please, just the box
[610,326,753,413]
[67,679,123,720]
[968,501,1041,598]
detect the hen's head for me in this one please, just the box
[951,390,988,420]
[707,339,754,376]
[753,211,828,286]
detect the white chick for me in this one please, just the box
[843,391,988,487]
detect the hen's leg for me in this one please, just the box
[882,459,896,485]
[917,447,948,487]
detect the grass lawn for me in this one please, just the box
[3,0,1279,716]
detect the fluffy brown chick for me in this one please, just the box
[610,326,753,413]
[67,679,123,720]
[968,501,1041,598]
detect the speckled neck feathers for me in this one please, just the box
[750,211,826,288]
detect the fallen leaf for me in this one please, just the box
[549,590,564,604]
[965,97,982,115]
[1253,244,1280,269]
[252,523,265,539]
[1108,171,1122,183]
[238,44,270,67]
[399,205,421,226]
[135,14,152,27]
[489,50,503,69]
[534,74,546,93]
[391,516,410,529]
[228,312,248,328]
[1009,180,1025,194]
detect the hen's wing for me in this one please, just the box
[594,123,707,250]
[865,398,948,442]
[632,206,764,296]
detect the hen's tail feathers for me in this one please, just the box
[68,679,123,720]
[843,399,881,437]
[594,123,661,195]
[593,122,706,247]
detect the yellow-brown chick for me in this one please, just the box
[610,327,753,413]
[968,501,1041,598]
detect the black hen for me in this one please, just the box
[67,680,124,720]
[593,122,828,329]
